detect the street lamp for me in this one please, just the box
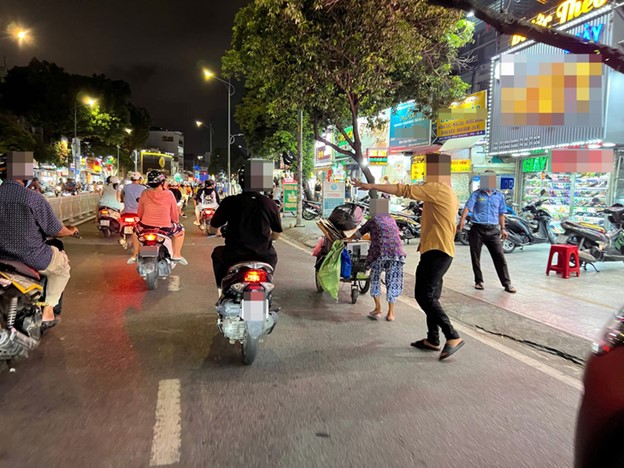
[7,23,32,46]
[202,68,235,193]
[72,96,98,179]
[195,120,214,161]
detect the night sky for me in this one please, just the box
[1,0,251,155]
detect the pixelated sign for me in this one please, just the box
[322,181,345,218]
[389,101,431,149]
[436,91,487,141]
[367,149,388,166]
[551,149,614,172]
[500,54,603,127]
[451,160,471,172]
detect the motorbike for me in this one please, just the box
[216,262,278,365]
[559,204,624,269]
[0,234,79,370]
[391,213,421,243]
[503,200,557,253]
[457,209,473,246]
[118,213,139,249]
[97,206,121,239]
[136,230,176,290]
[198,204,218,234]
[302,199,323,220]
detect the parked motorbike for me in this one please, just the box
[457,209,473,246]
[559,204,624,268]
[97,206,121,239]
[118,213,139,249]
[302,199,323,220]
[136,230,176,290]
[503,200,557,253]
[216,262,278,365]
[392,213,421,243]
[0,234,79,370]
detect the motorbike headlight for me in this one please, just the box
[592,310,624,356]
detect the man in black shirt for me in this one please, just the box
[209,160,282,288]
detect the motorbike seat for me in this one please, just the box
[228,261,274,275]
[0,260,41,281]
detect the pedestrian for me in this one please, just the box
[314,181,322,201]
[352,153,464,360]
[345,179,352,202]
[352,198,405,322]
[458,171,516,293]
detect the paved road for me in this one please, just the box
[0,214,583,467]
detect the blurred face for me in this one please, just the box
[424,153,451,184]
[245,159,273,192]
[370,198,389,217]
[480,173,497,190]
[8,151,34,179]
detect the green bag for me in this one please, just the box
[317,241,344,301]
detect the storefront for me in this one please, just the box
[487,1,624,224]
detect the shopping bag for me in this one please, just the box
[340,249,352,278]
[317,240,344,300]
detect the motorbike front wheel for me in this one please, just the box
[459,230,470,246]
[242,333,258,365]
[502,239,516,254]
[302,209,318,221]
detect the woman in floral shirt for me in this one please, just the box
[356,198,406,321]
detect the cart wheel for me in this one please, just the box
[315,269,323,293]
[358,279,370,294]
[351,288,359,304]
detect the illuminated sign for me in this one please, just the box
[367,149,388,166]
[510,0,608,46]
[522,156,550,173]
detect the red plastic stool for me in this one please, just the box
[546,245,581,279]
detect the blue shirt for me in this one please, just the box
[0,179,63,270]
[465,189,506,225]
[122,183,147,214]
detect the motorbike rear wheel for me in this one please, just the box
[242,333,258,365]
[502,239,516,254]
[146,269,158,290]
[102,227,111,239]
[303,209,318,221]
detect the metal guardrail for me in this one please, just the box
[47,193,100,224]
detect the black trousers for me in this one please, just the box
[468,224,511,287]
[211,246,278,288]
[415,250,459,346]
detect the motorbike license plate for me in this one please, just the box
[100,220,110,227]
[242,291,267,322]
[124,226,134,234]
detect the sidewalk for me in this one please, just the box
[281,218,623,362]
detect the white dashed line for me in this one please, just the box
[150,379,182,466]
[168,276,181,292]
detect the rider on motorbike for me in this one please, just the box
[209,160,282,289]
[0,166,78,328]
[128,170,188,265]
[99,176,123,211]
[193,179,220,226]
[120,172,146,214]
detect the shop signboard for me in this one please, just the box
[322,181,345,218]
[411,155,426,182]
[368,149,388,166]
[141,151,173,175]
[315,146,332,166]
[522,156,551,173]
[551,149,614,172]
[451,159,471,172]
[283,182,298,213]
[389,101,431,152]
[436,91,487,141]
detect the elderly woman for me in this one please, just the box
[354,198,406,321]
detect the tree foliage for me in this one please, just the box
[0,58,151,168]
[223,0,473,182]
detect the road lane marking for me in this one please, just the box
[150,379,182,466]
[279,236,582,391]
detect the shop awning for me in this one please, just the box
[439,136,485,152]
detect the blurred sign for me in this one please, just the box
[283,183,298,213]
[522,156,550,172]
[411,155,425,182]
[389,101,431,150]
[322,181,345,217]
[315,146,332,166]
[451,159,471,172]
[368,149,388,166]
[437,91,487,141]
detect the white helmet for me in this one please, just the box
[109,176,120,184]
[129,171,141,181]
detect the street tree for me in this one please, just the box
[223,0,473,183]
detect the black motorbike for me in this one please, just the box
[302,199,323,220]
[559,204,624,269]
[503,200,557,253]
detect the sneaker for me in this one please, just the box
[127,256,137,264]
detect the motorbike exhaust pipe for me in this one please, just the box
[0,328,39,359]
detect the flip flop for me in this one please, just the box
[439,340,465,361]
[410,339,440,351]
[386,316,395,322]
[504,286,517,293]
[474,283,484,290]
[367,312,382,321]
[41,316,62,330]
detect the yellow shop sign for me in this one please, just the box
[510,0,609,46]
[451,160,471,173]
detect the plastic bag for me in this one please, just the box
[312,237,324,257]
[340,249,352,278]
[317,240,344,300]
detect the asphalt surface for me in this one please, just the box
[0,212,583,467]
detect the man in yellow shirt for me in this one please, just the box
[352,153,464,360]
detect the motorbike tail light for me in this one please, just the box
[593,311,624,356]
[244,269,267,283]
[100,209,109,216]
[144,233,157,242]
[203,208,214,216]
[124,217,138,224]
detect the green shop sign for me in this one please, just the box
[283,182,298,213]
[522,156,550,173]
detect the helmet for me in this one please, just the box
[129,171,141,181]
[109,176,120,185]
[147,170,166,188]
[205,179,215,187]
